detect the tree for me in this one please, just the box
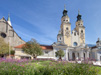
[0,37,9,57]
[10,50,15,55]
[55,50,65,60]
[22,38,43,59]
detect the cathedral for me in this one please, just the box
[52,8,89,61]
[14,8,90,60]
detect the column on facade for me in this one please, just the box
[87,51,89,59]
[75,52,78,60]
[80,50,84,60]
[69,51,72,60]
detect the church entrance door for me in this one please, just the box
[84,53,85,60]
[72,53,75,61]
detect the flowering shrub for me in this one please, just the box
[0,58,98,75]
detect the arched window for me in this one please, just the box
[66,27,68,30]
[84,53,85,59]
[81,30,83,33]
[66,20,68,22]
[74,32,76,36]
[60,37,61,40]
[78,53,79,58]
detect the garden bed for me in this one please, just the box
[0,59,100,75]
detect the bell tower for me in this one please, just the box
[60,6,71,46]
[75,10,85,44]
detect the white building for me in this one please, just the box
[91,38,101,61]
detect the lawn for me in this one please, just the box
[0,59,101,75]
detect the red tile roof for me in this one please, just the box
[40,45,53,50]
[15,44,25,48]
[14,44,53,50]
[91,46,97,49]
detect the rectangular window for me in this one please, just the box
[45,51,48,54]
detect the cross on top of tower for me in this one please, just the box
[78,9,80,15]
[64,4,66,10]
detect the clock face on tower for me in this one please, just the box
[65,30,70,37]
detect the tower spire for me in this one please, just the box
[77,10,82,21]
[7,13,10,21]
[7,13,12,26]
[62,4,68,17]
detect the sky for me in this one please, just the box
[0,0,101,45]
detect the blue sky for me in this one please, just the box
[0,0,101,45]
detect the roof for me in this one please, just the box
[15,44,25,48]
[15,44,53,50]
[91,46,97,49]
[40,45,53,50]
[57,34,62,36]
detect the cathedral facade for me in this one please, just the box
[52,8,89,61]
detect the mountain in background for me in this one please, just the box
[87,44,96,47]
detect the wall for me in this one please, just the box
[37,50,54,58]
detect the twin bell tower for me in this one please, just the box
[57,6,85,47]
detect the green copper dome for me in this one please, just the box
[77,10,82,21]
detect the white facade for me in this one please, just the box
[91,38,101,61]
[71,29,80,47]
[51,8,88,61]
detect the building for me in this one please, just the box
[14,44,54,59]
[2,7,101,61]
[91,38,101,61]
[0,14,25,49]
[51,8,90,61]
[14,8,91,60]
